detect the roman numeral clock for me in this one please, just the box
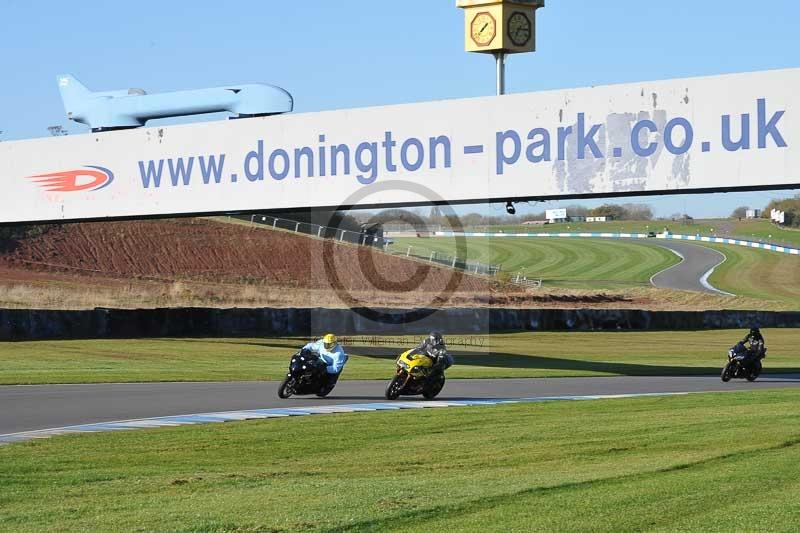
[456,0,545,95]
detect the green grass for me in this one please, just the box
[701,243,800,305]
[471,218,800,247]
[390,237,679,289]
[390,232,800,305]
[2,330,800,385]
[2,390,800,531]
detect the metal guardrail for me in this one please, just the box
[512,273,542,288]
[427,250,501,276]
[242,214,389,248]
[336,335,488,348]
[388,245,501,277]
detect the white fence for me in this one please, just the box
[241,214,388,248]
[389,246,501,277]
[512,273,543,288]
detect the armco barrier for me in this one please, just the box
[433,231,800,256]
[2,307,800,341]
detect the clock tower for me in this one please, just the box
[457,0,544,53]
[456,0,545,94]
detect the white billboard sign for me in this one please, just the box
[546,208,567,220]
[771,209,786,224]
[1,68,799,224]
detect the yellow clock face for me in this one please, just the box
[470,12,496,47]
[507,12,532,47]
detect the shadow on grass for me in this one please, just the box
[157,338,299,350]
[345,346,800,377]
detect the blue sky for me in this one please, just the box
[1,0,797,217]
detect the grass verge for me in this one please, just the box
[701,242,800,305]
[2,330,799,385]
[1,390,799,531]
[389,237,679,289]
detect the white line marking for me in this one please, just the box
[649,248,685,287]
[651,242,733,296]
[0,392,697,446]
[699,248,734,296]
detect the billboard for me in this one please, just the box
[1,68,798,224]
[545,208,567,220]
[772,209,786,224]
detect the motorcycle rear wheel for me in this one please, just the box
[746,361,762,382]
[278,377,295,399]
[423,375,445,400]
[721,362,732,383]
[385,375,403,400]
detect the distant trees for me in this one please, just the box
[589,203,653,220]
[368,201,659,228]
[763,195,800,227]
[589,204,626,220]
[564,204,590,218]
[620,203,654,220]
[667,213,694,224]
[730,206,749,219]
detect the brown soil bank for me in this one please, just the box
[0,218,488,291]
[0,218,782,311]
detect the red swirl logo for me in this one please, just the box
[27,166,114,192]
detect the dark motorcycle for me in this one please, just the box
[278,349,335,398]
[721,342,766,382]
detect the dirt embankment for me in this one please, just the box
[0,218,505,308]
[0,218,773,311]
[0,219,487,291]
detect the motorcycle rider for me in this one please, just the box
[302,333,348,390]
[740,327,766,366]
[417,331,454,375]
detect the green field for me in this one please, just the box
[472,218,800,247]
[2,330,799,385]
[390,237,679,289]
[390,233,800,305]
[2,390,799,531]
[702,242,800,304]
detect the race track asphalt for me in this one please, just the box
[4,375,800,435]
[649,240,730,294]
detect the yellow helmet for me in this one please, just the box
[323,333,337,350]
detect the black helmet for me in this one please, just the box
[750,327,761,335]
[426,331,445,349]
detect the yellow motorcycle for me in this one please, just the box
[385,348,446,400]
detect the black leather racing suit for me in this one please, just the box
[741,331,765,367]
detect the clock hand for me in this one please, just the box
[480,22,488,33]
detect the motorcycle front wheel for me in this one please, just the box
[721,362,733,383]
[385,375,404,400]
[278,376,295,399]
